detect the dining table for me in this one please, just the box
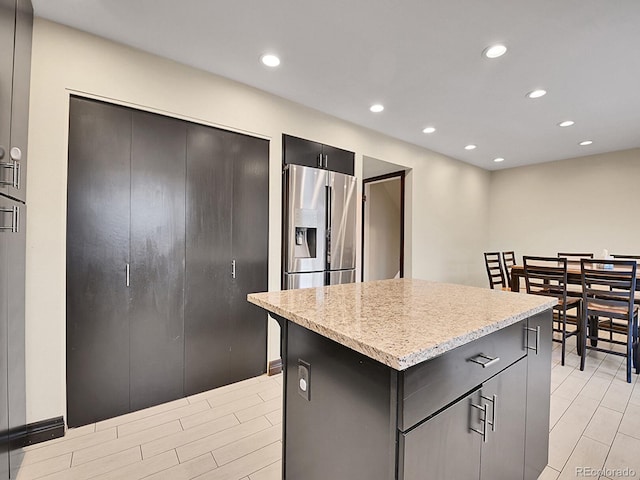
[510,261,640,295]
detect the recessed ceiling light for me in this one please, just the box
[422,126,436,134]
[527,89,547,99]
[483,44,507,59]
[558,120,575,127]
[579,140,593,146]
[370,104,384,113]
[493,157,505,163]
[260,54,280,67]
[464,144,477,150]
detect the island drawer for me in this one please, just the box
[397,319,527,431]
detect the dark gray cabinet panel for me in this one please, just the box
[0,0,31,202]
[480,358,527,480]
[6,200,25,472]
[129,112,186,411]
[0,198,23,478]
[524,311,552,480]
[230,133,269,381]
[66,97,132,427]
[0,197,10,479]
[400,388,481,480]
[282,134,322,169]
[0,0,14,169]
[284,321,394,480]
[184,125,234,395]
[322,144,354,176]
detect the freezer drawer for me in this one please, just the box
[328,269,355,285]
[284,272,325,289]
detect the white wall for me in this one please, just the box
[25,19,491,423]
[489,148,640,262]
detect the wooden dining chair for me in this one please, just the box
[484,252,507,290]
[502,251,516,286]
[524,256,581,366]
[579,259,639,383]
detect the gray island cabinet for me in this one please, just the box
[248,279,556,480]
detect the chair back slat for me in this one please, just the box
[558,252,594,260]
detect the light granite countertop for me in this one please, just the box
[248,278,557,370]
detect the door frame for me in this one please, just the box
[361,170,405,282]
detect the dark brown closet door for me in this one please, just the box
[66,97,131,427]
[229,133,269,380]
[129,111,186,411]
[184,125,234,395]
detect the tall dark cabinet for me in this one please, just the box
[67,97,269,427]
[1,0,31,478]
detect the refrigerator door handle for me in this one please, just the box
[326,185,332,266]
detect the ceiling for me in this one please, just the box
[31,0,640,170]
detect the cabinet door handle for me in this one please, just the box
[317,153,323,168]
[0,206,19,233]
[525,326,540,354]
[481,394,497,432]
[468,353,500,368]
[470,400,488,443]
[126,263,130,287]
[0,160,19,189]
[323,154,328,168]
[232,259,236,279]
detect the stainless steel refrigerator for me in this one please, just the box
[283,164,357,289]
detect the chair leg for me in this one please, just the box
[589,315,598,347]
[627,338,632,384]
[634,317,639,374]
[580,308,587,371]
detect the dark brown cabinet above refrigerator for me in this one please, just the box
[0,0,32,203]
[283,134,354,176]
[67,96,269,427]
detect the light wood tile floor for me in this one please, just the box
[11,336,640,479]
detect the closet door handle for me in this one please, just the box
[126,263,130,287]
[0,206,19,233]
[0,160,19,188]
[232,259,236,279]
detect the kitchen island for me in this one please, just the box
[248,279,556,480]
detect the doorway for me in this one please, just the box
[362,170,405,281]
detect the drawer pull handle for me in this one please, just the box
[468,353,500,368]
[0,206,19,233]
[525,326,540,355]
[470,401,488,443]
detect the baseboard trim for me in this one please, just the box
[268,358,283,376]
[11,416,65,448]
